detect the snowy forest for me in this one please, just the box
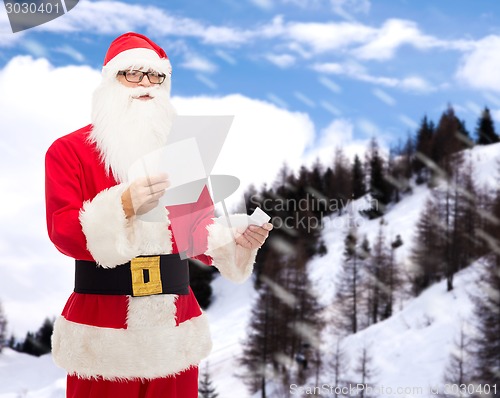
[237,105,499,397]
[0,104,499,397]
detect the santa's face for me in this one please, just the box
[89,67,176,183]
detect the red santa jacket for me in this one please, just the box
[45,125,257,380]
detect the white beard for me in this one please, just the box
[90,79,176,183]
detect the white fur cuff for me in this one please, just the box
[205,220,258,284]
[52,313,212,380]
[79,184,141,268]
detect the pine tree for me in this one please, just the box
[413,116,435,183]
[333,222,369,335]
[330,148,352,215]
[198,363,219,398]
[365,220,392,325]
[430,105,468,181]
[364,138,392,218]
[239,268,276,395]
[19,317,54,356]
[0,300,7,354]
[240,252,324,395]
[385,134,414,203]
[365,221,403,324]
[469,186,500,391]
[451,160,480,271]
[409,198,444,295]
[385,234,403,319]
[475,107,499,145]
[352,155,366,200]
[430,156,478,292]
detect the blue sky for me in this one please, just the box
[3,0,500,152]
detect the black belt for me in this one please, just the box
[74,254,190,296]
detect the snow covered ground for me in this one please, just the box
[0,143,498,397]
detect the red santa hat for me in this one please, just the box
[101,32,172,79]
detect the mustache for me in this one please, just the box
[124,85,161,99]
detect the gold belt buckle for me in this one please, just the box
[130,256,163,296]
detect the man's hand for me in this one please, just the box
[235,223,273,250]
[121,173,170,218]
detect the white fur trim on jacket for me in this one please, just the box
[135,210,173,256]
[79,185,174,267]
[80,184,141,268]
[205,219,258,284]
[52,297,212,380]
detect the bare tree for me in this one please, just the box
[352,344,378,398]
[0,299,7,354]
[329,338,350,397]
[442,321,474,396]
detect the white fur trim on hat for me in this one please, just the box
[102,48,172,79]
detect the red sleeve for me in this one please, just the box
[168,185,214,266]
[189,186,215,265]
[45,139,92,260]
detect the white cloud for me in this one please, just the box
[456,35,500,92]
[304,118,371,165]
[285,20,375,53]
[312,62,344,74]
[265,53,296,68]
[180,54,218,73]
[35,0,252,45]
[9,0,473,72]
[278,0,371,19]
[312,61,434,93]
[249,0,274,10]
[353,19,443,61]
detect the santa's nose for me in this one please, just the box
[138,76,153,87]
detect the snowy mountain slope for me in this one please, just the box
[327,260,481,397]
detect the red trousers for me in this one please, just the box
[67,367,198,398]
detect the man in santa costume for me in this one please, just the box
[45,32,272,398]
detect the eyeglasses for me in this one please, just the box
[117,70,167,84]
